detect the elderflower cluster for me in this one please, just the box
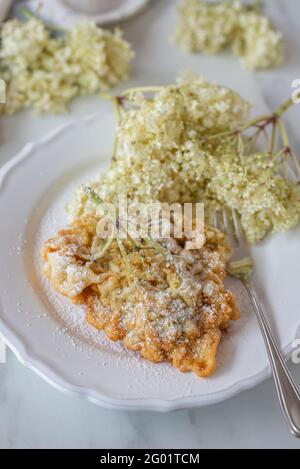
[206,152,300,243]
[69,75,300,244]
[69,74,250,210]
[0,18,134,115]
[232,11,284,71]
[173,0,284,71]
[173,0,242,54]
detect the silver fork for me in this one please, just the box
[214,208,300,438]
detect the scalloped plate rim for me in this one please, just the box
[0,113,296,412]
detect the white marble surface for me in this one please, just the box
[1,0,300,448]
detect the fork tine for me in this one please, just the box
[213,209,222,231]
[231,209,244,245]
[222,207,235,246]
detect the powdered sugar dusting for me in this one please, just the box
[29,166,252,401]
[32,182,211,397]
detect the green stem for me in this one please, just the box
[126,218,169,256]
[20,5,37,20]
[100,94,123,159]
[237,133,244,154]
[116,234,135,282]
[254,0,263,13]
[100,94,123,121]
[275,98,294,117]
[84,187,171,279]
[291,152,300,180]
[269,121,278,154]
[84,185,118,236]
[84,186,105,206]
[205,115,269,142]
[92,228,115,261]
[278,120,290,147]
[247,127,261,153]
[142,232,169,256]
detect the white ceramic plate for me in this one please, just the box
[17,0,151,27]
[0,111,299,411]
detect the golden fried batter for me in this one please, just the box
[42,215,239,377]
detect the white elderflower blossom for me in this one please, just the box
[173,0,242,54]
[233,11,284,70]
[206,152,300,243]
[0,17,134,115]
[0,18,51,70]
[69,75,300,243]
[174,0,284,71]
[67,23,134,93]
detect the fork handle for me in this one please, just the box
[244,281,300,438]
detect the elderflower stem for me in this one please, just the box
[206,98,295,142]
[291,152,300,180]
[100,94,123,121]
[278,120,290,148]
[113,85,296,147]
[269,121,278,154]
[84,187,172,281]
[92,228,115,262]
[20,5,38,20]
[254,0,263,13]
[84,186,105,206]
[100,94,123,158]
[116,234,135,282]
[20,6,67,33]
[275,98,294,118]
[125,218,169,256]
[84,186,135,278]
[205,115,269,142]
[277,121,300,180]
